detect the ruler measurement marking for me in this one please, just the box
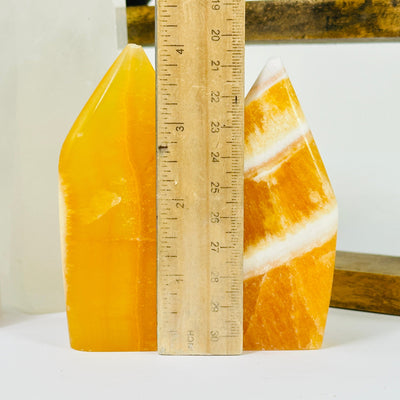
[157,0,244,355]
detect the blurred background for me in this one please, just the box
[0,0,399,314]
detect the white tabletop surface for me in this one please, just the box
[1,308,399,400]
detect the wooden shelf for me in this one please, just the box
[331,251,400,316]
[127,1,400,45]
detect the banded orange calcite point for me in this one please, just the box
[243,59,338,350]
[58,45,156,351]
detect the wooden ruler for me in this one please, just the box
[156,0,245,355]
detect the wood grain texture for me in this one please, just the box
[331,251,400,316]
[246,0,400,41]
[127,1,400,45]
[127,5,155,46]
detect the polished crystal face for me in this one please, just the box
[59,45,156,351]
[243,59,338,350]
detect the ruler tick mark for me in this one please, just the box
[157,0,244,355]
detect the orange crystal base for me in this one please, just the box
[243,59,338,350]
[59,45,156,351]
[59,51,337,352]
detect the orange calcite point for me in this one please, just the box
[58,45,156,351]
[243,59,338,350]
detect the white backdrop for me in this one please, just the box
[0,0,125,312]
[1,1,399,313]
